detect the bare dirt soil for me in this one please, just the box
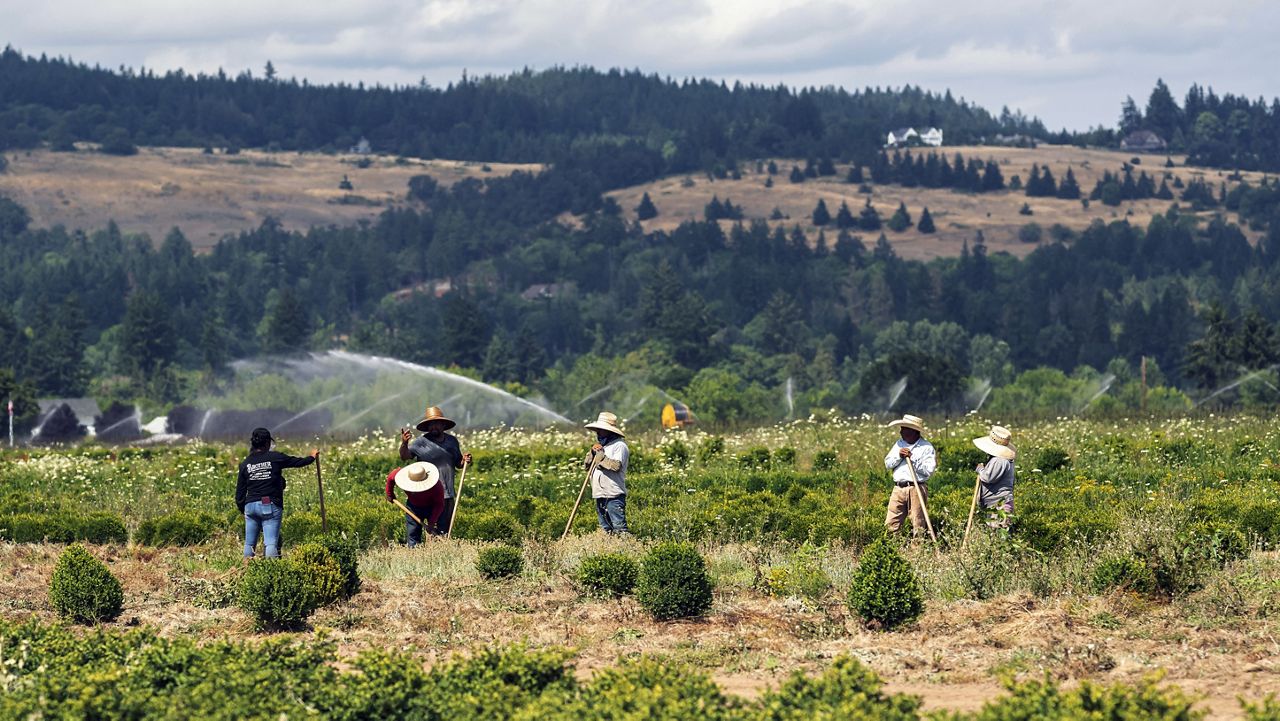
[3,542,1276,719]
[0,146,539,248]
[604,145,1270,260]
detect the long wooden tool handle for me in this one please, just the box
[962,473,981,547]
[391,498,423,525]
[446,460,469,539]
[562,456,600,541]
[316,454,328,534]
[904,456,939,546]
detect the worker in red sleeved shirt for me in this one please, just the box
[386,462,446,546]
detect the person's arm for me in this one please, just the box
[235,464,247,511]
[884,445,902,470]
[386,469,398,501]
[597,442,624,472]
[447,436,464,468]
[915,444,937,481]
[399,429,414,461]
[280,450,318,468]
[976,461,991,483]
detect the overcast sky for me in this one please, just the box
[3,0,1277,130]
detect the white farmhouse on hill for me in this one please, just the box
[886,127,943,148]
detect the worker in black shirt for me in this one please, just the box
[235,427,318,558]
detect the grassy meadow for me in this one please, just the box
[3,414,1280,718]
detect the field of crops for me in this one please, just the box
[3,414,1280,718]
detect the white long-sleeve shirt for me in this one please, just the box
[883,438,936,485]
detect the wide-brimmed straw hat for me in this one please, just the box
[585,411,625,438]
[394,462,440,492]
[886,414,925,432]
[415,406,456,432]
[973,425,1016,460]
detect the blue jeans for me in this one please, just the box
[244,500,282,557]
[595,495,627,534]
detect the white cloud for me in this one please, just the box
[1,0,1277,129]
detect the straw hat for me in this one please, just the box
[973,425,1016,460]
[886,414,925,432]
[585,411,625,438]
[415,406,456,432]
[394,462,440,492]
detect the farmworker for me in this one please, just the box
[386,462,446,545]
[584,411,630,534]
[883,414,936,536]
[399,406,471,535]
[235,427,318,559]
[972,425,1017,529]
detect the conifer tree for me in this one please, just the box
[917,207,936,233]
[635,192,658,220]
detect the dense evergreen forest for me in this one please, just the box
[3,48,1280,427]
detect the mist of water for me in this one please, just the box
[886,377,908,410]
[784,377,795,419]
[1195,365,1279,407]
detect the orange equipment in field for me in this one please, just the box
[660,402,695,430]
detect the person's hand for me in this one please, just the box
[898,447,912,458]
[400,428,413,444]
[975,463,985,472]
[462,452,473,464]
[310,448,320,458]
[592,443,603,452]
[386,494,395,504]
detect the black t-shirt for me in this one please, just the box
[235,450,314,511]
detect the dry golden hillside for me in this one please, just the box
[0,146,540,249]
[605,145,1268,260]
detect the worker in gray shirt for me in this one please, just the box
[972,425,1017,530]
[583,411,630,534]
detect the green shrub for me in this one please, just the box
[76,513,129,544]
[637,542,713,620]
[1032,446,1071,472]
[847,537,924,630]
[318,534,361,597]
[282,510,324,544]
[1092,555,1157,594]
[523,657,737,721]
[758,656,921,719]
[135,510,220,546]
[971,676,1200,721]
[812,450,839,471]
[291,543,345,605]
[773,447,797,466]
[48,544,124,623]
[738,447,771,469]
[658,437,690,466]
[237,558,320,629]
[576,552,638,598]
[1243,694,1280,721]
[456,510,524,545]
[764,543,832,601]
[476,545,524,580]
[697,436,725,464]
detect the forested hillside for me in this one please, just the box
[4,49,1280,428]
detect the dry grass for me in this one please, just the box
[3,539,1277,719]
[604,145,1270,260]
[0,146,540,248]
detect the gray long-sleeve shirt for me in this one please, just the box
[977,456,1015,506]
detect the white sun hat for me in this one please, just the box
[584,411,625,438]
[886,414,925,432]
[394,461,440,493]
[973,425,1016,460]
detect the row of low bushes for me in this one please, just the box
[46,536,362,628]
[4,616,1268,720]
